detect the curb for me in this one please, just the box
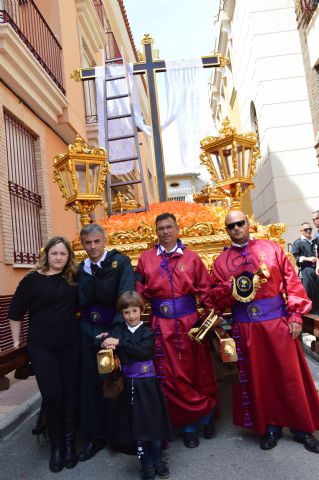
[0,391,41,440]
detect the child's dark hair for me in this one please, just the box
[117,291,144,313]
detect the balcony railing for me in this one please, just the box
[0,0,65,94]
[295,0,319,27]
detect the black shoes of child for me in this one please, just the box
[141,461,170,480]
[154,460,170,479]
[141,467,155,480]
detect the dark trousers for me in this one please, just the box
[28,341,80,441]
[80,329,111,441]
[140,441,162,469]
[300,267,319,314]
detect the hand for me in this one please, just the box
[309,256,317,263]
[288,322,302,340]
[102,337,119,349]
[96,332,109,340]
[13,341,20,349]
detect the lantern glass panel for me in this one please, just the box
[75,161,87,194]
[212,150,223,181]
[60,165,73,198]
[88,163,101,194]
[221,145,233,179]
[237,144,244,177]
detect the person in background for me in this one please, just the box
[211,210,319,453]
[312,211,319,277]
[100,290,172,480]
[9,237,79,473]
[77,223,135,461]
[292,221,319,314]
[136,212,218,449]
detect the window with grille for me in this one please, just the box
[4,111,42,264]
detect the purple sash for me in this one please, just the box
[151,295,196,319]
[232,294,287,323]
[121,360,156,378]
[81,304,116,328]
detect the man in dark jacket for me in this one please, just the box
[77,223,135,461]
[292,221,319,314]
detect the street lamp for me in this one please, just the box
[199,118,261,209]
[53,134,109,226]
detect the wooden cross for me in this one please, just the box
[77,34,225,202]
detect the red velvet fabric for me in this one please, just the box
[211,239,319,434]
[136,247,218,428]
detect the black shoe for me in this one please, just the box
[260,431,282,450]
[49,440,64,473]
[182,432,200,448]
[141,467,155,480]
[64,433,77,468]
[293,433,319,453]
[154,460,169,479]
[78,439,105,461]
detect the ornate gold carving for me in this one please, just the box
[70,69,81,82]
[213,53,230,67]
[111,192,138,213]
[138,50,145,62]
[141,33,154,44]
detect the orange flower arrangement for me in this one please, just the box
[99,201,226,235]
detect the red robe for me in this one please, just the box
[136,246,218,428]
[211,239,319,434]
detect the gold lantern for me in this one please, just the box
[199,118,261,209]
[53,135,109,226]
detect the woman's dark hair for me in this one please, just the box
[117,291,144,313]
[34,236,78,285]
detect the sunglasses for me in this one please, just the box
[302,228,312,232]
[226,220,246,230]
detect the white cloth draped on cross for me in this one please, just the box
[96,59,216,178]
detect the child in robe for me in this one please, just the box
[101,291,172,480]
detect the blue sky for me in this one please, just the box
[123,0,220,61]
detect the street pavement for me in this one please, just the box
[1,358,319,480]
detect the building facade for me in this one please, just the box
[210,0,319,242]
[0,0,155,354]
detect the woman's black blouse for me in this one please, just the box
[8,271,78,348]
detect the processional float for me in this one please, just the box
[53,119,288,382]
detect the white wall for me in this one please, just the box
[228,0,319,243]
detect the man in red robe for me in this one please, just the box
[211,209,319,452]
[136,212,218,448]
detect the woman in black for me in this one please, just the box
[9,236,79,473]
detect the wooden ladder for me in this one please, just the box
[103,57,149,216]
